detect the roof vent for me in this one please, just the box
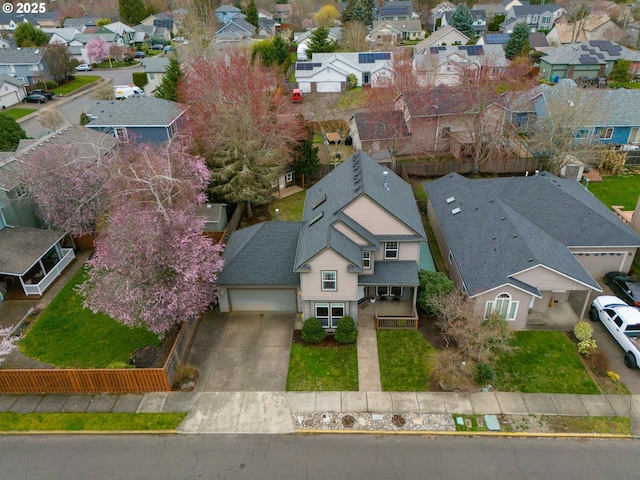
[451,207,461,215]
[383,170,389,191]
[446,196,455,204]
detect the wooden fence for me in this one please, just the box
[218,202,245,246]
[0,315,202,394]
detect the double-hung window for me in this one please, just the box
[384,241,398,259]
[322,271,337,291]
[362,251,371,270]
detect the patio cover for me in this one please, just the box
[0,226,65,275]
[358,260,419,286]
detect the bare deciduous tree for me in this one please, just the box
[38,108,67,131]
[340,21,370,51]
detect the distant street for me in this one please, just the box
[19,65,144,138]
[0,434,637,479]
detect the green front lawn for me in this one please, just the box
[377,330,435,391]
[3,108,35,120]
[19,267,161,368]
[286,342,358,391]
[55,76,101,96]
[269,190,306,221]
[493,331,600,394]
[0,412,186,431]
[588,174,640,210]
[335,87,364,109]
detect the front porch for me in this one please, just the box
[369,297,419,329]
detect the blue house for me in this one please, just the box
[533,84,640,147]
[0,47,48,86]
[85,96,187,143]
[214,5,242,24]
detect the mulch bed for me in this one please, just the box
[292,330,344,348]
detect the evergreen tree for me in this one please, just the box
[306,26,336,58]
[342,0,357,23]
[272,35,289,65]
[13,22,48,47]
[155,56,182,101]
[0,113,27,151]
[449,4,475,38]
[292,125,319,189]
[361,0,375,26]
[505,22,530,59]
[245,0,259,28]
[119,0,147,26]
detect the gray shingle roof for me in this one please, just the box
[218,221,303,286]
[540,40,640,66]
[0,47,44,65]
[86,97,186,127]
[141,56,170,73]
[295,151,426,270]
[358,261,419,286]
[0,226,65,275]
[0,73,25,87]
[425,172,640,297]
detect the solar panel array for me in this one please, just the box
[485,34,510,44]
[429,46,447,54]
[296,62,321,70]
[458,45,484,56]
[379,5,410,16]
[589,40,622,56]
[358,52,391,63]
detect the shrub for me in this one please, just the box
[574,321,593,342]
[346,73,358,90]
[171,363,198,389]
[588,348,610,375]
[577,338,597,356]
[132,72,148,89]
[79,112,92,126]
[473,362,495,386]
[429,349,477,391]
[334,315,358,344]
[417,270,455,314]
[301,317,326,344]
[607,371,621,383]
[45,80,57,89]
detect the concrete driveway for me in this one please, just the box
[187,311,295,392]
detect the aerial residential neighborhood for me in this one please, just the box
[2,0,640,451]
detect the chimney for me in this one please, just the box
[383,170,389,191]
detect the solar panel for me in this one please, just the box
[429,47,440,54]
[579,55,598,64]
[581,45,588,51]
[296,63,321,70]
[596,53,604,59]
[359,53,375,63]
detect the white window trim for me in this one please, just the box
[315,302,344,328]
[286,172,293,182]
[384,241,399,259]
[600,128,613,140]
[485,292,518,321]
[362,251,371,270]
[14,184,27,198]
[322,270,337,291]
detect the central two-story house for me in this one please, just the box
[217,151,427,330]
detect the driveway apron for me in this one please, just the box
[188,312,295,392]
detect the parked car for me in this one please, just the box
[590,295,640,368]
[163,45,172,52]
[75,64,93,71]
[134,51,146,58]
[23,93,47,104]
[604,272,640,307]
[150,44,164,51]
[30,89,54,100]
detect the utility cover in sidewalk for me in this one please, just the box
[484,414,500,431]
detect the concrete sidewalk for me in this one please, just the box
[1,390,639,435]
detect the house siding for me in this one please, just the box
[472,286,530,330]
[333,221,370,245]
[300,249,359,301]
[342,196,415,236]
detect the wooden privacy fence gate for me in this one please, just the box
[0,315,200,394]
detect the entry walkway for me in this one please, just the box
[356,306,381,391]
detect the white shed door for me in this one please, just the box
[228,288,297,312]
[317,82,341,92]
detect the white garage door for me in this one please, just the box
[317,82,341,93]
[298,82,311,93]
[228,288,297,312]
[574,251,627,277]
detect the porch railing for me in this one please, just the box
[375,305,419,330]
[23,248,75,296]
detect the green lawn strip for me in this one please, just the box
[335,87,364,109]
[3,108,36,120]
[0,412,186,431]
[452,414,492,432]
[93,60,135,69]
[542,415,630,435]
[19,267,161,368]
[609,82,640,89]
[588,174,640,211]
[55,76,101,96]
[269,190,306,221]
[286,343,358,391]
[377,330,435,391]
[493,331,600,394]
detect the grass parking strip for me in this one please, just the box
[0,412,186,431]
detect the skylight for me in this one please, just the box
[312,194,326,210]
[309,211,324,226]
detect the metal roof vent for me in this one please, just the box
[451,207,461,215]
[383,170,389,191]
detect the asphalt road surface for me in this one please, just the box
[0,434,637,479]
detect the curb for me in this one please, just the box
[0,430,178,435]
[297,429,635,439]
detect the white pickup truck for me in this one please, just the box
[589,295,640,369]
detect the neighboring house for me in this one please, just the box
[369,20,424,46]
[0,47,47,86]
[215,5,243,24]
[295,27,341,61]
[533,84,640,148]
[273,4,293,23]
[42,27,81,45]
[99,22,137,45]
[471,9,487,34]
[348,111,411,157]
[546,11,625,46]
[377,1,416,21]
[500,4,564,33]
[141,56,170,95]
[218,151,429,330]
[396,85,507,155]
[272,164,296,192]
[216,17,256,41]
[295,51,393,93]
[413,26,470,53]
[538,40,640,82]
[0,127,116,299]
[424,172,640,329]
[63,17,103,31]
[69,32,125,64]
[413,44,507,86]
[431,2,457,16]
[140,12,182,34]
[529,31,550,51]
[0,11,60,31]
[0,73,27,108]
[85,96,187,143]
[498,0,527,14]
[476,32,510,47]
[0,37,14,49]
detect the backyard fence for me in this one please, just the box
[218,202,245,246]
[0,315,202,394]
